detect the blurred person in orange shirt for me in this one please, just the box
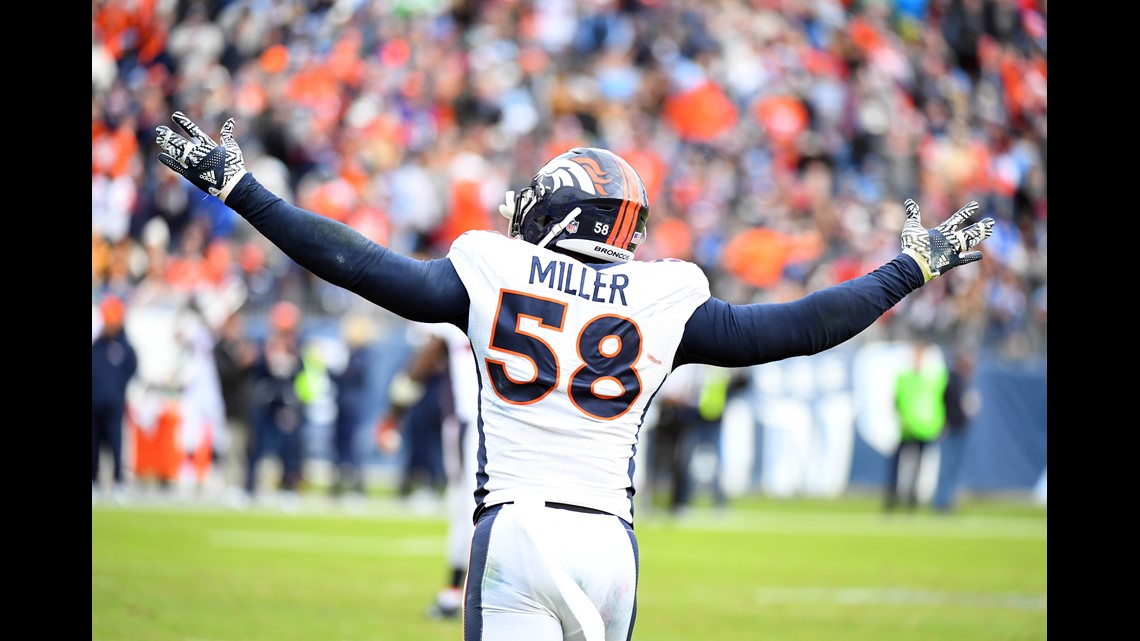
[92,295,138,503]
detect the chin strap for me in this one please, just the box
[537,207,582,250]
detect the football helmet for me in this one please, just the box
[502,148,649,263]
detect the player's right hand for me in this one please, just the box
[900,198,995,282]
[155,111,247,202]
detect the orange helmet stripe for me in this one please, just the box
[611,160,632,247]
[609,157,639,249]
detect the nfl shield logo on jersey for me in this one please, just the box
[567,220,580,234]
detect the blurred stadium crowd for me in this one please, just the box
[92,0,1045,498]
[93,0,1046,353]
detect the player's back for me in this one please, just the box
[448,231,710,523]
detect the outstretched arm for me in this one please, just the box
[154,112,469,326]
[228,175,469,324]
[676,255,920,367]
[676,199,994,368]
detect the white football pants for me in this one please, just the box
[464,500,638,641]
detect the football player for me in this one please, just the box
[375,320,480,621]
[156,112,994,641]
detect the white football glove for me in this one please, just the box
[900,198,995,282]
[155,111,248,202]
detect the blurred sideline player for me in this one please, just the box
[378,323,448,499]
[377,320,480,620]
[155,113,994,641]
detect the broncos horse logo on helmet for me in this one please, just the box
[502,148,649,263]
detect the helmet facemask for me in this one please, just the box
[507,184,540,241]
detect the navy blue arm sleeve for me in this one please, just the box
[225,173,470,326]
[675,256,924,368]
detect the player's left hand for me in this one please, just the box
[900,198,995,282]
[155,111,247,202]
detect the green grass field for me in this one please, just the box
[91,494,1046,641]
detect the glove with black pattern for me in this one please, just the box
[155,111,247,202]
[900,198,995,282]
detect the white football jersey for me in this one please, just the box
[448,230,711,523]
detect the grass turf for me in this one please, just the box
[92,494,1046,641]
